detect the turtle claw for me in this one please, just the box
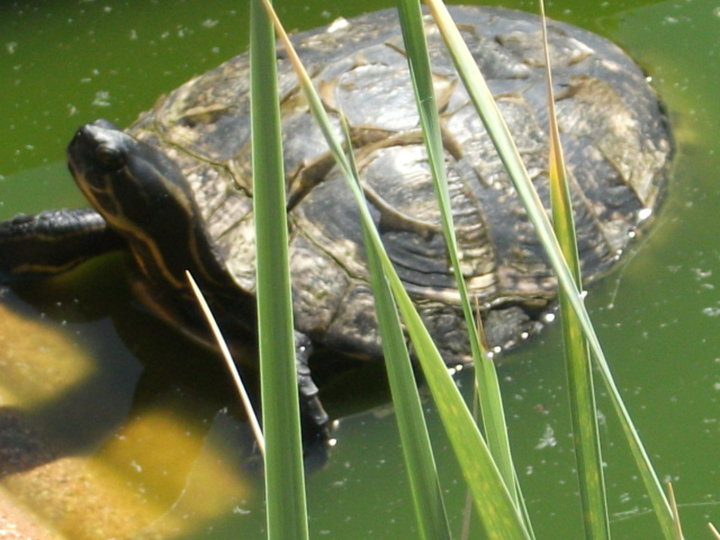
[295,331,330,443]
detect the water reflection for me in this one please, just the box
[0,259,263,537]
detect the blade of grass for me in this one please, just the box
[249,1,308,538]
[363,207,453,540]
[257,2,530,536]
[343,117,452,540]
[185,270,265,456]
[425,1,675,535]
[384,262,530,540]
[459,378,479,540]
[665,482,684,540]
[396,0,521,512]
[539,1,609,537]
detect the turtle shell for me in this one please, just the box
[129,6,671,362]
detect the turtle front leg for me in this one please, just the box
[0,208,124,280]
[295,331,330,442]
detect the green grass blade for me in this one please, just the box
[257,3,529,536]
[249,1,308,538]
[364,219,452,540]
[383,261,530,539]
[539,2,609,536]
[426,1,675,534]
[395,0,520,510]
[343,119,451,540]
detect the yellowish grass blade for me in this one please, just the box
[538,1,609,537]
[185,270,265,456]
[665,482,684,540]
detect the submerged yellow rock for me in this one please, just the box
[0,302,251,539]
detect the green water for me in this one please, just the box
[0,0,718,538]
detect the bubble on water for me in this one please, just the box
[637,207,653,222]
[92,90,111,107]
[535,424,556,449]
[701,306,720,317]
[692,267,712,280]
[328,17,350,33]
[6,42,18,54]
[202,19,219,28]
[232,506,251,515]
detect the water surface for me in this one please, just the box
[1,0,718,538]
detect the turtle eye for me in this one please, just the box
[95,143,125,170]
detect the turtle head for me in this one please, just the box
[67,119,190,229]
[67,120,248,339]
[66,120,226,293]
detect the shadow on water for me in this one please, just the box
[0,254,251,467]
[0,251,389,481]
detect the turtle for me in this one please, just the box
[0,6,671,438]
